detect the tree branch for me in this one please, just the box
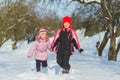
[66,0,73,6]
[0,38,8,47]
[116,41,120,55]
[103,0,113,20]
[114,23,120,37]
[73,0,101,5]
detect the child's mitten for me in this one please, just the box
[79,48,84,53]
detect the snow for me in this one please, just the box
[0,30,120,80]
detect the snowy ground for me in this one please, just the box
[0,31,120,80]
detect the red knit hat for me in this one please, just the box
[62,16,72,25]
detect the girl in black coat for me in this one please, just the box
[51,16,83,74]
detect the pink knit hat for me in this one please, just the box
[36,28,49,42]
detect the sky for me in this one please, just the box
[0,0,101,18]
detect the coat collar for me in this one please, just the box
[62,28,71,32]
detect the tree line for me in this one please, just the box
[0,0,60,49]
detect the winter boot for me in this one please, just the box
[62,69,69,74]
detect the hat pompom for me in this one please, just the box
[39,28,47,32]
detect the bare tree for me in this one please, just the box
[75,0,120,61]
[0,0,41,49]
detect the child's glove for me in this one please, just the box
[49,47,54,52]
[79,48,84,53]
[49,48,53,52]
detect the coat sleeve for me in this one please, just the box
[27,41,37,57]
[71,29,81,49]
[72,38,78,49]
[47,40,51,49]
[51,29,61,48]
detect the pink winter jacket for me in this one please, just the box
[28,38,51,61]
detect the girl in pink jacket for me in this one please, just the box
[27,28,51,72]
[51,16,83,74]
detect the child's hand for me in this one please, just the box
[49,48,53,52]
[27,55,32,58]
[49,47,54,52]
[79,48,84,53]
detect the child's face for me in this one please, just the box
[39,32,47,39]
[63,22,70,28]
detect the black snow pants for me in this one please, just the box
[57,53,71,70]
[36,60,47,72]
